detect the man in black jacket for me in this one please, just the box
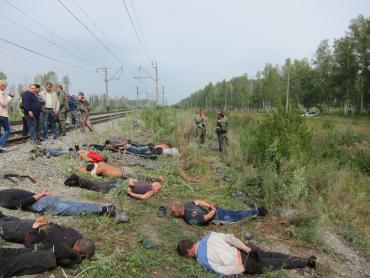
[22,84,42,144]
[0,212,95,267]
[0,247,56,278]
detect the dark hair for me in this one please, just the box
[76,239,95,258]
[86,163,95,172]
[45,82,53,87]
[56,84,63,90]
[34,84,41,89]
[177,240,194,256]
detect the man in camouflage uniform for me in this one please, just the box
[78,92,94,132]
[55,84,69,136]
[216,111,228,153]
[194,109,207,144]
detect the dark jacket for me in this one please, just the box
[22,90,42,115]
[0,189,36,209]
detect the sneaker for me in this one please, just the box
[0,147,7,152]
[257,206,268,217]
[157,205,166,217]
[114,212,130,224]
[102,205,116,217]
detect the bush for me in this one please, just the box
[251,108,311,167]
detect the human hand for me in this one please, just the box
[28,111,33,118]
[32,216,48,229]
[9,92,15,97]
[41,189,52,196]
[158,175,164,183]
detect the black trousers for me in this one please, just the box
[0,248,56,278]
[22,116,29,136]
[0,213,33,243]
[242,244,308,274]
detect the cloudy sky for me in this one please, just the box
[0,0,368,104]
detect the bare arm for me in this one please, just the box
[79,167,90,174]
[128,190,155,200]
[225,234,252,253]
[203,207,217,222]
[128,178,139,186]
[194,199,212,208]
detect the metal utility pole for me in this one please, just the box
[96,67,109,112]
[136,86,139,108]
[162,86,165,106]
[152,61,160,106]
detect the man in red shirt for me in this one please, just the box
[78,150,108,163]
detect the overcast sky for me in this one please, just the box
[0,0,368,104]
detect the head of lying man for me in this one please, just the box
[72,239,95,259]
[86,163,95,172]
[177,240,196,257]
[171,202,185,217]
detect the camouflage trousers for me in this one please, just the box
[80,112,94,132]
[195,127,206,144]
[217,132,228,153]
[69,110,80,127]
[55,109,68,136]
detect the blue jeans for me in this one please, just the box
[214,207,258,224]
[0,116,10,147]
[25,114,38,142]
[47,147,69,156]
[42,109,57,138]
[31,196,102,216]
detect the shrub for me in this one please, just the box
[251,108,311,167]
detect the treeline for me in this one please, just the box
[178,15,369,115]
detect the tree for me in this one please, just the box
[0,71,7,80]
[34,71,58,87]
[61,75,71,94]
[348,15,370,113]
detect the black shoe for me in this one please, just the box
[157,206,166,217]
[307,255,317,268]
[75,145,80,151]
[257,206,268,217]
[102,205,116,217]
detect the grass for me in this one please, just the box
[41,108,368,277]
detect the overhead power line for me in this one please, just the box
[57,0,135,75]
[121,0,152,65]
[4,0,102,66]
[0,13,96,68]
[0,37,95,73]
[129,0,152,61]
[71,0,137,73]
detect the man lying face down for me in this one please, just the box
[0,212,95,268]
[79,162,138,179]
[78,150,108,163]
[126,175,164,200]
[171,199,268,225]
[0,247,57,278]
[0,188,129,223]
[177,232,316,276]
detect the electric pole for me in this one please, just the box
[152,61,160,106]
[136,86,139,108]
[96,67,109,112]
[285,67,290,113]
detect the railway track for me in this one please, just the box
[7,109,136,145]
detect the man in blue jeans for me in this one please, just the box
[39,82,59,140]
[171,199,268,225]
[0,188,129,223]
[22,84,42,145]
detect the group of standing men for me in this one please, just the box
[20,82,94,145]
[194,109,229,152]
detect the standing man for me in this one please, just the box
[194,109,207,144]
[22,84,42,145]
[55,84,69,136]
[216,111,228,153]
[68,95,79,127]
[78,92,93,132]
[0,80,15,150]
[39,82,59,140]
[34,84,44,141]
